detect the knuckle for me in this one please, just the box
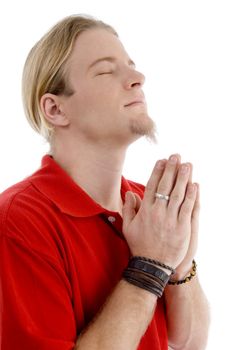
[139,204,148,217]
[146,176,155,191]
[181,203,192,215]
[157,183,167,194]
[170,192,182,202]
[186,187,196,199]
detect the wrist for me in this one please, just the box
[172,262,193,280]
[123,256,173,298]
[156,265,173,276]
[168,260,197,285]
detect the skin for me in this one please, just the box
[41,28,155,215]
[40,28,210,349]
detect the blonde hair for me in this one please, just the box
[22,14,118,143]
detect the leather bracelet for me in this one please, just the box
[131,256,175,275]
[127,259,171,284]
[123,257,171,297]
[168,260,197,285]
[125,268,167,288]
[124,275,164,298]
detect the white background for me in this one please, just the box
[0,1,232,348]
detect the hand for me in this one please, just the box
[174,182,200,278]
[122,154,199,269]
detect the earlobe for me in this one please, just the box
[40,93,69,127]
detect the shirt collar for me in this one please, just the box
[29,154,133,218]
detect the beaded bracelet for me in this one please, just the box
[168,260,197,285]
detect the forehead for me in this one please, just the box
[69,28,129,70]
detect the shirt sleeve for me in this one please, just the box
[0,233,77,350]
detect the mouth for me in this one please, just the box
[124,99,146,107]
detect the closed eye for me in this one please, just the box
[97,72,113,75]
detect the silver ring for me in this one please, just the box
[155,192,170,201]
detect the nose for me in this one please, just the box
[124,69,145,90]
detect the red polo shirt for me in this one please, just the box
[0,155,168,350]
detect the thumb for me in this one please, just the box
[122,191,137,228]
[134,192,142,213]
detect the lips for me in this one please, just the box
[124,98,145,107]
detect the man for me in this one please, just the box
[0,14,210,349]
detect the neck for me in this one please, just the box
[50,137,127,215]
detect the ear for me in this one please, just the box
[40,93,70,127]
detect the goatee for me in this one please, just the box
[130,114,157,143]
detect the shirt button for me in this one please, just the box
[108,216,116,223]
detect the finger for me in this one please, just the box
[168,163,191,215]
[122,191,137,228]
[178,183,197,223]
[143,159,167,204]
[190,184,200,248]
[154,154,181,206]
[133,192,142,213]
[188,162,193,183]
[192,183,200,221]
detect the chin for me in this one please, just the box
[129,113,157,143]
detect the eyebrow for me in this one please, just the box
[87,56,136,70]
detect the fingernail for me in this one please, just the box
[180,163,189,173]
[192,183,197,191]
[189,183,195,192]
[169,155,177,164]
[156,160,166,169]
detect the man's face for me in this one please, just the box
[61,28,156,146]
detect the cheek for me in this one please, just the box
[87,91,121,119]
[66,81,121,124]
[66,90,97,117]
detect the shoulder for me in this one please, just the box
[0,177,60,256]
[0,176,53,221]
[0,179,33,227]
